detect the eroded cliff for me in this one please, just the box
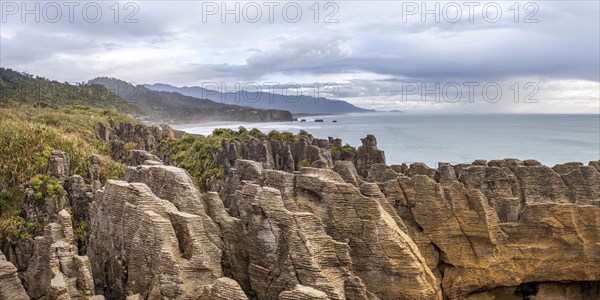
[1,136,599,300]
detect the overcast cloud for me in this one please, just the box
[1,0,598,113]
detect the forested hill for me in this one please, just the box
[90,77,293,123]
[0,68,137,114]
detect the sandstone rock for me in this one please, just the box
[24,209,95,299]
[589,160,600,171]
[65,175,93,225]
[558,165,600,205]
[48,150,70,183]
[130,150,163,166]
[366,163,398,183]
[408,162,436,178]
[88,155,102,191]
[333,160,363,187]
[391,163,409,175]
[516,165,571,204]
[88,179,223,299]
[356,135,386,178]
[235,183,371,299]
[435,163,458,185]
[202,193,251,295]
[370,160,600,299]
[279,285,329,300]
[0,252,29,300]
[200,277,248,300]
[292,168,441,299]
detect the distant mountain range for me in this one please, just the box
[1,67,373,124]
[144,83,373,115]
[90,78,293,123]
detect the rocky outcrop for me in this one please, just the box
[88,181,222,299]
[130,150,163,166]
[233,183,372,300]
[225,161,441,299]
[217,135,336,173]
[200,277,248,300]
[0,252,28,300]
[371,159,600,299]
[356,135,386,178]
[88,158,248,299]
[48,150,70,183]
[216,134,386,179]
[24,209,95,299]
[7,144,598,300]
[97,119,180,161]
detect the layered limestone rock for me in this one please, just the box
[23,209,95,299]
[200,277,248,300]
[370,159,600,299]
[39,146,598,300]
[88,179,224,299]
[233,183,372,300]
[225,162,442,300]
[88,158,250,299]
[130,150,163,166]
[217,135,335,172]
[355,135,386,178]
[97,120,175,161]
[216,134,385,179]
[0,252,28,300]
[279,285,329,300]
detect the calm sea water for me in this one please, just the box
[174,113,600,167]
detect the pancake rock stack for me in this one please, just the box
[1,137,599,299]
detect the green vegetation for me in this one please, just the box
[267,130,298,142]
[0,103,129,245]
[158,127,310,191]
[158,133,225,191]
[0,68,137,113]
[0,209,42,247]
[28,175,64,202]
[341,144,355,154]
[300,159,310,167]
[74,221,88,254]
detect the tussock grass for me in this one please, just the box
[0,103,127,245]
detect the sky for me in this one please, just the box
[1,0,599,113]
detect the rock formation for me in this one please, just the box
[356,135,386,177]
[0,252,28,300]
[88,158,248,299]
[24,209,95,299]
[374,159,600,299]
[2,144,599,300]
[216,135,382,177]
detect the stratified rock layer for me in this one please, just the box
[0,252,28,300]
[27,147,597,300]
[24,209,95,299]
[374,159,600,299]
[87,159,246,300]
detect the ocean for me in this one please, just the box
[173,113,600,168]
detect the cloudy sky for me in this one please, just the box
[1,1,598,113]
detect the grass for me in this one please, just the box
[0,103,128,245]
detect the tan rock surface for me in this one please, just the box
[24,209,95,299]
[0,252,29,300]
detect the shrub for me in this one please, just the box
[301,159,310,167]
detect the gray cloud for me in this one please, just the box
[0,1,598,112]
